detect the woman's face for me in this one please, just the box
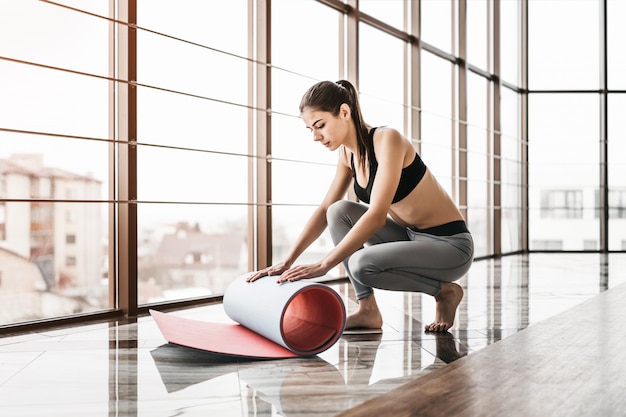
[301,104,351,152]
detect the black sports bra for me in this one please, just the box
[350,127,427,204]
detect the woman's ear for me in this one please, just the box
[339,103,351,120]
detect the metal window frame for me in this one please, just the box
[493,0,502,255]
[255,0,273,270]
[116,0,138,316]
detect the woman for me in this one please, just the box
[247,80,474,332]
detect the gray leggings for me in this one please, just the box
[327,200,474,300]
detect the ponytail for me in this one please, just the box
[299,80,372,168]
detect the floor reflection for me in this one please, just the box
[148,328,468,417]
[1,254,626,417]
[151,343,347,416]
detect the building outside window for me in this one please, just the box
[540,190,583,219]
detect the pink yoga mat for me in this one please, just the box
[151,273,346,358]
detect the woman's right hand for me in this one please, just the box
[246,262,290,283]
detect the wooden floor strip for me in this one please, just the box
[337,283,626,417]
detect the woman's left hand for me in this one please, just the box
[276,263,330,283]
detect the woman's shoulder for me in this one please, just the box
[372,126,412,150]
[372,126,404,139]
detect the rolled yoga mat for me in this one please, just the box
[150,273,347,358]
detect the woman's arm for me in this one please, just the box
[276,129,408,282]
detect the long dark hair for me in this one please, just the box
[299,80,372,169]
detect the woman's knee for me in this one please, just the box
[327,200,365,226]
[348,251,378,287]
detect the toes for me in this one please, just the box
[425,322,451,332]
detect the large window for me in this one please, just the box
[135,1,251,302]
[608,0,626,90]
[359,23,406,133]
[500,0,521,86]
[466,73,492,257]
[528,94,599,250]
[420,0,452,54]
[500,87,523,253]
[528,0,622,252]
[0,0,516,327]
[271,0,341,271]
[608,94,626,250]
[420,51,454,193]
[4,0,623,331]
[467,0,490,71]
[0,1,109,324]
[607,1,626,250]
[528,0,599,90]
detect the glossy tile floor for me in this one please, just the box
[1,253,625,417]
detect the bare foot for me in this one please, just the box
[345,294,383,330]
[425,282,463,332]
